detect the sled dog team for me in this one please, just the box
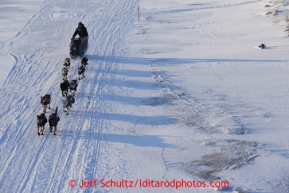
[37,57,89,136]
[37,22,89,136]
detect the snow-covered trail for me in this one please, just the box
[0,0,139,192]
[2,0,289,192]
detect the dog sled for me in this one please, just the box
[70,38,82,59]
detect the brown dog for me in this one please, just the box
[40,94,51,113]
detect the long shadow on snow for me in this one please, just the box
[109,69,153,78]
[70,111,178,126]
[75,132,175,148]
[102,78,180,91]
[106,113,177,125]
[88,55,286,65]
[103,94,178,106]
[75,91,181,106]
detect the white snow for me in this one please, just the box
[1,0,289,192]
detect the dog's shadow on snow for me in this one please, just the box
[106,113,178,125]
[108,69,152,77]
[70,111,178,125]
[103,94,179,106]
[102,78,179,91]
[62,111,178,148]
[87,55,286,65]
[79,132,176,148]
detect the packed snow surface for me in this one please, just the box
[1,0,289,192]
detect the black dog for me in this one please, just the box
[259,44,266,49]
[60,80,70,97]
[62,95,75,115]
[69,78,78,96]
[49,107,60,135]
[81,57,88,68]
[37,113,47,135]
[78,65,85,80]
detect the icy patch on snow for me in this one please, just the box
[274,176,289,193]
[185,139,259,181]
[143,89,178,106]
[183,114,205,128]
[180,101,248,135]
[232,187,249,193]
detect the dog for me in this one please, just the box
[64,58,71,68]
[81,57,88,68]
[78,65,85,80]
[60,80,70,97]
[62,95,75,115]
[259,44,266,49]
[40,94,51,113]
[37,113,47,135]
[49,107,60,135]
[62,67,69,80]
[69,78,78,96]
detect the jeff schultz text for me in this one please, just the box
[71,178,230,189]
